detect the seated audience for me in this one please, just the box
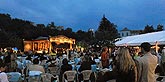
[28,58,45,73]
[78,55,94,82]
[96,47,136,82]
[0,59,9,82]
[59,58,72,82]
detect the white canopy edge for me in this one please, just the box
[115,31,165,46]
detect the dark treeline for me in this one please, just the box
[0,13,164,50]
[0,13,119,50]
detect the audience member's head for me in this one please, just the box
[140,42,151,53]
[82,54,89,62]
[33,58,39,64]
[101,46,108,53]
[26,55,32,61]
[62,58,68,65]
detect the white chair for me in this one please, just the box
[28,71,42,82]
[48,66,60,81]
[48,66,60,76]
[63,70,77,82]
[81,70,92,82]
[7,72,22,82]
[100,68,110,75]
[41,73,57,82]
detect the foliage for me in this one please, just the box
[141,24,164,34]
[96,15,119,41]
[95,15,119,47]
[143,25,155,33]
[0,13,78,50]
[156,24,164,31]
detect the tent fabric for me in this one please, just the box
[115,31,165,46]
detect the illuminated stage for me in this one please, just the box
[24,35,75,53]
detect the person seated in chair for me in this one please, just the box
[28,58,45,73]
[78,54,94,82]
[0,59,9,82]
[59,58,72,82]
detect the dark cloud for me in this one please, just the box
[0,0,165,31]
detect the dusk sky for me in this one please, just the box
[0,0,165,32]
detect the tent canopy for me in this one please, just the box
[115,31,165,46]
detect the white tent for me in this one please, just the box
[115,31,165,46]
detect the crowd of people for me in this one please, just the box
[0,42,165,82]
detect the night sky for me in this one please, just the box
[0,0,165,32]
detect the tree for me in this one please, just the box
[95,15,119,42]
[37,24,45,28]
[60,27,75,38]
[0,14,12,29]
[143,25,155,33]
[47,22,56,29]
[156,24,164,31]
[76,30,87,41]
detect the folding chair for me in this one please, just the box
[63,70,77,82]
[48,66,60,76]
[7,72,22,82]
[41,73,57,82]
[81,70,92,82]
[28,71,42,82]
[48,66,60,81]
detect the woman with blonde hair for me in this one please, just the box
[115,47,137,82]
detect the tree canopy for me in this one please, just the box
[95,15,120,43]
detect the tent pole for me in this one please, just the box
[155,41,158,53]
